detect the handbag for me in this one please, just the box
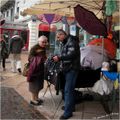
[22,62,30,77]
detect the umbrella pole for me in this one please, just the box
[102,37,104,62]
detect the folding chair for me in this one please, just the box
[43,57,62,107]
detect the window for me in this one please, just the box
[7,11,9,17]
[17,7,19,13]
[11,8,14,21]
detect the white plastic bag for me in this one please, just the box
[16,60,22,69]
[92,78,113,95]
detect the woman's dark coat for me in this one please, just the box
[27,44,46,85]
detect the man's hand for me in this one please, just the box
[52,56,59,62]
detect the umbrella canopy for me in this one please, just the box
[21,0,104,18]
[88,38,117,59]
[80,45,108,70]
[74,5,107,36]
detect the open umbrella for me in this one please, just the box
[88,38,117,59]
[21,0,104,18]
[80,45,109,70]
[74,5,107,37]
[21,0,107,36]
[21,0,107,35]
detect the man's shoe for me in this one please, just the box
[59,114,73,119]
[37,99,43,104]
[61,106,75,112]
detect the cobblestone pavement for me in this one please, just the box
[1,86,47,119]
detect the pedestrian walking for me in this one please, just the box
[52,29,80,119]
[27,35,48,106]
[0,34,9,71]
[9,31,24,73]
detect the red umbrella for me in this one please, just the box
[74,5,107,37]
[88,38,117,59]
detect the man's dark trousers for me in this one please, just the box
[63,69,78,117]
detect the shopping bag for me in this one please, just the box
[22,63,30,77]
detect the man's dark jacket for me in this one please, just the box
[59,35,80,72]
[9,35,24,54]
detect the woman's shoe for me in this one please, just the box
[30,100,42,106]
[37,99,43,104]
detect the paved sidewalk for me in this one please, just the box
[0,51,119,119]
[1,86,46,119]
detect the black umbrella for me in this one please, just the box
[74,5,107,37]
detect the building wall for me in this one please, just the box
[1,0,15,22]
[14,0,40,22]
[1,0,40,22]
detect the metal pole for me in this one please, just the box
[102,37,104,62]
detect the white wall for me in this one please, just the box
[28,20,40,51]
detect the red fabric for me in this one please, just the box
[74,5,107,37]
[39,24,50,31]
[88,38,117,59]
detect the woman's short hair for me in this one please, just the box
[38,35,48,42]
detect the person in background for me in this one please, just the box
[0,34,9,71]
[52,29,80,119]
[9,31,24,73]
[3,32,9,44]
[101,61,110,71]
[27,35,48,106]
